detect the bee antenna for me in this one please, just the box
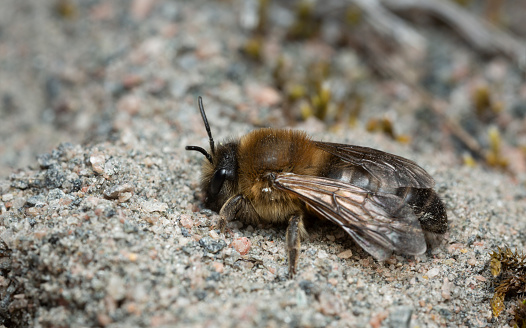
[185,145,213,164]
[198,96,215,155]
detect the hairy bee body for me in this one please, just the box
[187,97,448,277]
[202,129,326,225]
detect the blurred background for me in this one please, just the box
[1,0,525,178]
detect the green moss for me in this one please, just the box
[287,1,320,40]
[489,247,526,320]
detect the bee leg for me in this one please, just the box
[216,195,243,232]
[217,195,260,233]
[215,217,227,234]
[286,214,304,278]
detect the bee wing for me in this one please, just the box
[275,173,427,260]
[314,142,435,189]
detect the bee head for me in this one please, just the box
[185,97,239,212]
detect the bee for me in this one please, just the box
[186,97,447,277]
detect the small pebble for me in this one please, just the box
[122,74,143,89]
[144,214,160,224]
[2,193,13,202]
[97,314,112,326]
[143,157,154,167]
[209,230,219,239]
[356,279,365,288]
[369,310,389,328]
[179,215,194,229]
[44,167,65,189]
[37,153,54,169]
[107,275,126,301]
[474,275,486,282]
[337,250,353,259]
[212,262,224,273]
[103,183,134,200]
[318,292,342,316]
[447,243,464,253]
[246,84,281,106]
[116,94,141,115]
[299,280,319,296]
[131,0,156,20]
[389,306,413,328]
[441,278,451,300]
[199,237,227,254]
[26,195,47,207]
[90,154,106,174]
[231,237,251,255]
[118,192,133,203]
[224,248,241,265]
[426,267,440,279]
[467,258,477,266]
[141,200,168,213]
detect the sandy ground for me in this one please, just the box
[1,1,525,327]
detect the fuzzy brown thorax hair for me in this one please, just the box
[201,129,329,224]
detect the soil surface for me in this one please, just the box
[1,1,525,327]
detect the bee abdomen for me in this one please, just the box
[395,187,448,247]
[325,166,380,192]
[395,187,447,232]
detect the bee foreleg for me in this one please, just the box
[217,195,243,232]
[286,214,304,278]
[215,217,228,234]
[218,194,260,233]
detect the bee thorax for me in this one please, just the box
[250,180,279,200]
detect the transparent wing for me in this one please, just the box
[314,142,435,189]
[275,172,427,260]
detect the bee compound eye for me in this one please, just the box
[210,168,227,195]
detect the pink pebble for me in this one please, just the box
[231,237,251,255]
[179,215,193,229]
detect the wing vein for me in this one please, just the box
[275,173,427,259]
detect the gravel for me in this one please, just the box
[1,118,523,327]
[1,0,525,327]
